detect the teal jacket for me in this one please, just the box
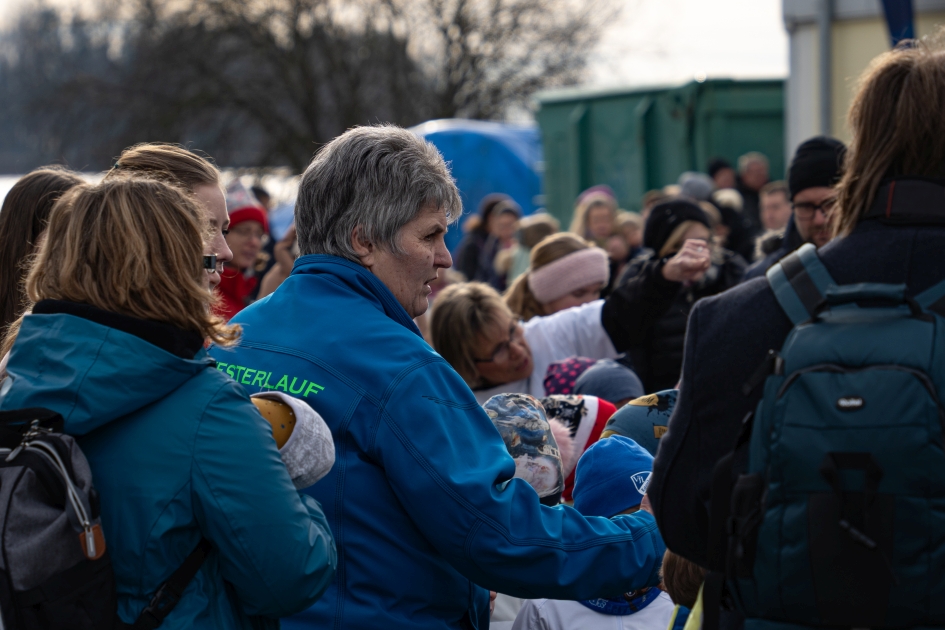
[213,255,666,630]
[0,301,336,629]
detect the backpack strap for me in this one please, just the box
[129,538,212,630]
[766,243,838,326]
[916,279,945,316]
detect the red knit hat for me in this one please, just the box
[225,179,269,233]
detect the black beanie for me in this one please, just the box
[707,158,732,179]
[787,137,847,200]
[644,199,711,255]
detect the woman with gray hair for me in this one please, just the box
[212,124,668,630]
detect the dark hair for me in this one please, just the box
[250,185,270,202]
[660,549,705,608]
[707,157,732,178]
[0,166,84,333]
[476,193,516,235]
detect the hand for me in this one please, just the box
[639,494,653,515]
[489,591,497,616]
[273,224,297,271]
[258,225,297,299]
[661,239,711,283]
[250,391,335,490]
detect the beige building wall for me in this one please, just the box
[831,13,945,142]
[784,1,945,159]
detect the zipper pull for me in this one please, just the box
[79,523,105,560]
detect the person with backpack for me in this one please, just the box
[0,177,336,629]
[648,33,945,628]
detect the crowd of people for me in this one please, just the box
[0,30,944,630]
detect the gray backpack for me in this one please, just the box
[0,408,209,630]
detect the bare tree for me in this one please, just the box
[397,0,619,119]
[0,0,617,170]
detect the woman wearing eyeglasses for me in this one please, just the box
[431,233,711,403]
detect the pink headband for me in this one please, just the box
[527,248,610,304]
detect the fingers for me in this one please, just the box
[662,241,711,282]
[640,494,653,515]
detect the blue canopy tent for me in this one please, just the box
[410,119,544,253]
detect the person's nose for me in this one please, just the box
[435,239,453,269]
[508,336,527,361]
[812,209,828,226]
[216,234,234,264]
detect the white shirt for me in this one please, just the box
[512,592,675,630]
[474,300,617,404]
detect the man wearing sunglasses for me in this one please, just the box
[743,136,847,281]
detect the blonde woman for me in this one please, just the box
[504,233,609,321]
[569,187,618,245]
[617,198,746,393]
[0,178,335,629]
[105,143,233,290]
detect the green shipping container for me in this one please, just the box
[534,79,785,225]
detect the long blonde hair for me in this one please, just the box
[504,232,591,321]
[569,192,617,241]
[23,177,238,347]
[835,33,945,237]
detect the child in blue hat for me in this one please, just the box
[512,436,674,630]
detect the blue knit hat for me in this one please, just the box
[572,436,654,518]
[573,359,644,405]
[600,389,678,456]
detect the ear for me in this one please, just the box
[350,225,376,268]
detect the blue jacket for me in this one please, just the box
[0,301,336,629]
[213,255,667,630]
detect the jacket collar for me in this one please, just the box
[863,177,945,225]
[291,255,422,337]
[32,300,204,359]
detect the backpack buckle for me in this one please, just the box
[139,583,181,627]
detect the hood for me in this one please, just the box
[754,228,785,259]
[290,255,421,336]
[0,301,212,436]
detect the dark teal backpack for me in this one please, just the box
[706,243,945,629]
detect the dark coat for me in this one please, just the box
[741,214,805,282]
[736,181,762,232]
[619,249,746,393]
[648,220,945,567]
[454,229,489,281]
